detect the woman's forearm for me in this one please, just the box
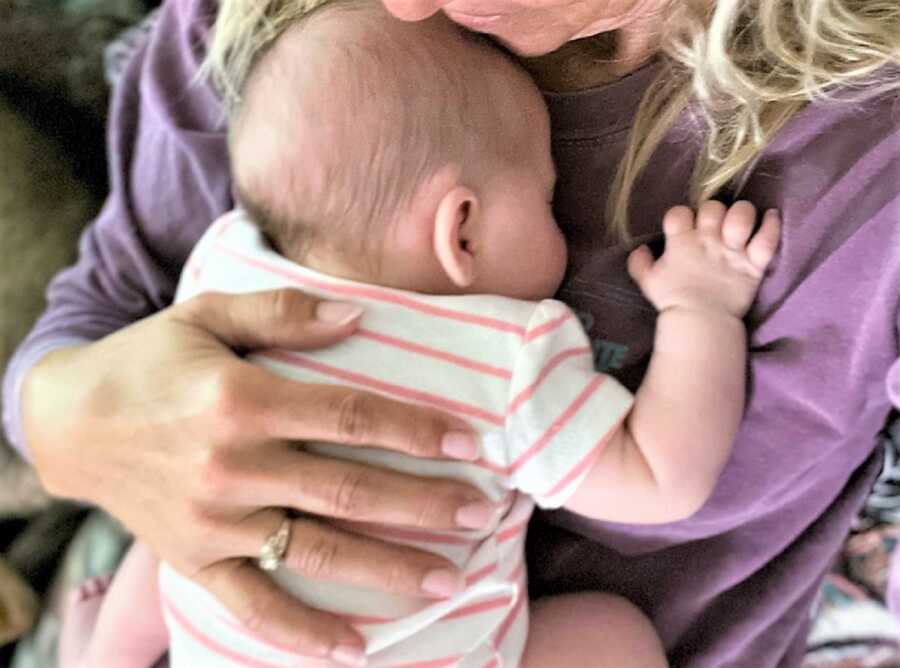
[2,0,228,463]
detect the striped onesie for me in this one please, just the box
[159,210,634,668]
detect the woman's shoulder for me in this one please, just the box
[741,76,899,226]
[175,0,219,30]
[137,0,224,134]
[763,72,899,171]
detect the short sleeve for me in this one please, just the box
[502,299,633,508]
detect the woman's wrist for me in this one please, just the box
[21,343,92,498]
[4,337,88,462]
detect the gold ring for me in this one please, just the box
[258,514,292,572]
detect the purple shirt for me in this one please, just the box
[3,0,899,665]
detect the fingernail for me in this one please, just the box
[765,209,780,218]
[421,568,464,597]
[455,501,494,529]
[331,644,367,667]
[316,301,364,326]
[441,431,479,460]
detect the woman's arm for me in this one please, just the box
[5,1,491,663]
[2,0,229,462]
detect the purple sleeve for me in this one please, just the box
[1,0,232,460]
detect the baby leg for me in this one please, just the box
[522,592,668,668]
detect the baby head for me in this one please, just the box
[229,0,566,300]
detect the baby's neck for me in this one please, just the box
[292,244,381,284]
[291,243,465,297]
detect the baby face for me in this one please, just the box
[473,82,567,301]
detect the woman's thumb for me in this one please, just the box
[174,289,363,351]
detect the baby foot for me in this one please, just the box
[627,200,780,318]
[58,574,115,668]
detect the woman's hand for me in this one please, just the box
[22,289,490,666]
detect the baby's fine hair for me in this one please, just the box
[229,0,527,265]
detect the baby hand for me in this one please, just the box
[627,201,780,318]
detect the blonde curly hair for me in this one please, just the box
[205,0,900,239]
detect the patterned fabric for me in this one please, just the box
[864,422,900,529]
[804,423,900,668]
[160,211,633,668]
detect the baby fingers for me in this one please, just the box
[721,201,758,250]
[746,209,781,270]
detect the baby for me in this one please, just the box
[61,1,779,667]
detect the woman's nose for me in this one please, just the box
[380,0,446,21]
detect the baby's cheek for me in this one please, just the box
[534,228,568,299]
[550,227,569,286]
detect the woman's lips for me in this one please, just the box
[445,9,504,28]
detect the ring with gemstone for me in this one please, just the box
[258,514,292,572]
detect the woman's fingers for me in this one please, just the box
[238,509,466,598]
[194,559,367,667]
[174,288,363,352]
[228,364,480,461]
[185,444,488,596]
[174,288,481,463]
[204,444,493,531]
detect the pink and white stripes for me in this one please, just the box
[161,211,633,667]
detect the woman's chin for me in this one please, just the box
[491,31,571,57]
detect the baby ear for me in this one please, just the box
[433,185,478,288]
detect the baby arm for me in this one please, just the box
[72,542,168,668]
[565,202,780,523]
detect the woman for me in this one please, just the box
[5,0,899,665]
